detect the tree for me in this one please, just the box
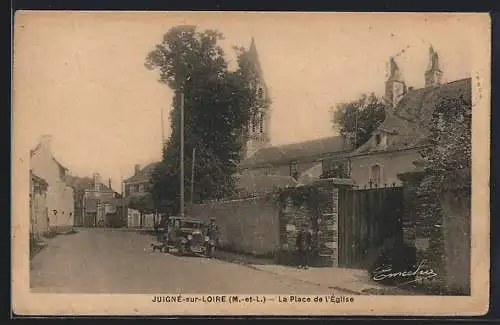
[417,94,472,193]
[128,194,155,228]
[145,25,258,214]
[331,93,387,148]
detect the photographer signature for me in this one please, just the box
[372,260,438,285]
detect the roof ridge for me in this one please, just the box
[405,77,471,93]
[265,135,344,150]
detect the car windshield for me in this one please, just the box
[180,221,202,229]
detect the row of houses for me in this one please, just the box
[30,136,75,239]
[29,135,130,240]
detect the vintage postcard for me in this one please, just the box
[12,11,490,316]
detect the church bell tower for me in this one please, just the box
[241,37,272,159]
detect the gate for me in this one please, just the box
[338,187,404,268]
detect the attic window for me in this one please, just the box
[375,133,388,147]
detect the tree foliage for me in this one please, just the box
[331,93,386,148]
[418,95,472,193]
[145,25,259,214]
[128,194,155,214]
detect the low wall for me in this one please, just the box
[191,196,280,256]
[441,189,471,294]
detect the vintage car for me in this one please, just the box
[165,216,211,256]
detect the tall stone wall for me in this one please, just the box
[191,196,281,256]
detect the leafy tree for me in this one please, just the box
[128,194,155,228]
[145,25,258,214]
[331,93,386,148]
[418,94,472,193]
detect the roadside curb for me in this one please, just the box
[213,253,263,271]
[214,253,366,295]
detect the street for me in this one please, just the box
[30,229,336,294]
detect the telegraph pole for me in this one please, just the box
[190,148,196,205]
[180,90,185,217]
[354,105,358,147]
[161,106,165,149]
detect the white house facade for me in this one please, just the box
[30,135,75,228]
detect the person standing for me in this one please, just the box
[296,227,312,269]
[205,217,219,257]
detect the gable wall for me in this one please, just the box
[350,149,421,188]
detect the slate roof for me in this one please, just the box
[235,173,298,196]
[296,162,323,186]
[239,136,351,168]
[65,175,114,193]
[353,77,471,156]
[124,162,160,183]
[30,170,49,188]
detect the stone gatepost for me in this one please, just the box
[398,169,446,292]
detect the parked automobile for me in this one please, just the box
[165,216,210,256]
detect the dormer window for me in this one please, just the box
[375,133,388,147]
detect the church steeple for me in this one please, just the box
[425,46,443,88]
[242,37,272,159]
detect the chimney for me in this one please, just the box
[425,46,443,88]
[93,173,101,191]
[39,135,53,152]
[134,164,141,175]
[385,57,407,110]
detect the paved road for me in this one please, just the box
[30,229,334,294]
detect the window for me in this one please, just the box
[138,184,145,193]
[258,87,263,99]
[375,133,388,147]
[370,164,382,186]
[290,161,298,179]
[259,112,264,133]
[251,115,256,133]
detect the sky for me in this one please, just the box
[13,12,482,192]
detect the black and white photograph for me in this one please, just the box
[12,11,490,316]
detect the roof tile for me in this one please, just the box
[239,136,351,167]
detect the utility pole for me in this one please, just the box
[161,106,165,150]
[180,90,185,217]
[121,176,126,228]
[354,105,358,147]
[190,148,196,205]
